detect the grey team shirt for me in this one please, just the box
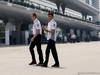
[47,19,57,41]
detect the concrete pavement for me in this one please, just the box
[0,42,100,75]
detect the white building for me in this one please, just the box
[0,0,100,45]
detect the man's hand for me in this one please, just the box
[30,37,34,43]
[42,26,47,31]
[30,35,37,43]
[42,26,55,33]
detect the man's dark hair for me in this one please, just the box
[48,12,54,17]
[32,13,37,18]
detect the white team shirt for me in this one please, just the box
[32,18,42,35]
[47,19,57,41]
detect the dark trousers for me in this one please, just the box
[29,34,43,63]
[44,39,59,65]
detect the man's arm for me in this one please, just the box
[43,26,55,33]
[45,29,55,33]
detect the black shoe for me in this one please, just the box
[36,63,43,66]
[51,64,60,68]
[41,63,48,67]
[29,61,36,65]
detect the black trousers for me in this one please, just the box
[44,39,59,65]
[29,34,43,63]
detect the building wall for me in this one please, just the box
[79,0,100,23]
[92,0,100,23]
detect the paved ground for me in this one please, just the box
[0,42,100,75]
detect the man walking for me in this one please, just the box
[29,13,43,66]
[42,12,60,67]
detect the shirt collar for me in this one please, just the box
[49,19,54,23]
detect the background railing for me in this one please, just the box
[0,0,99,25]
